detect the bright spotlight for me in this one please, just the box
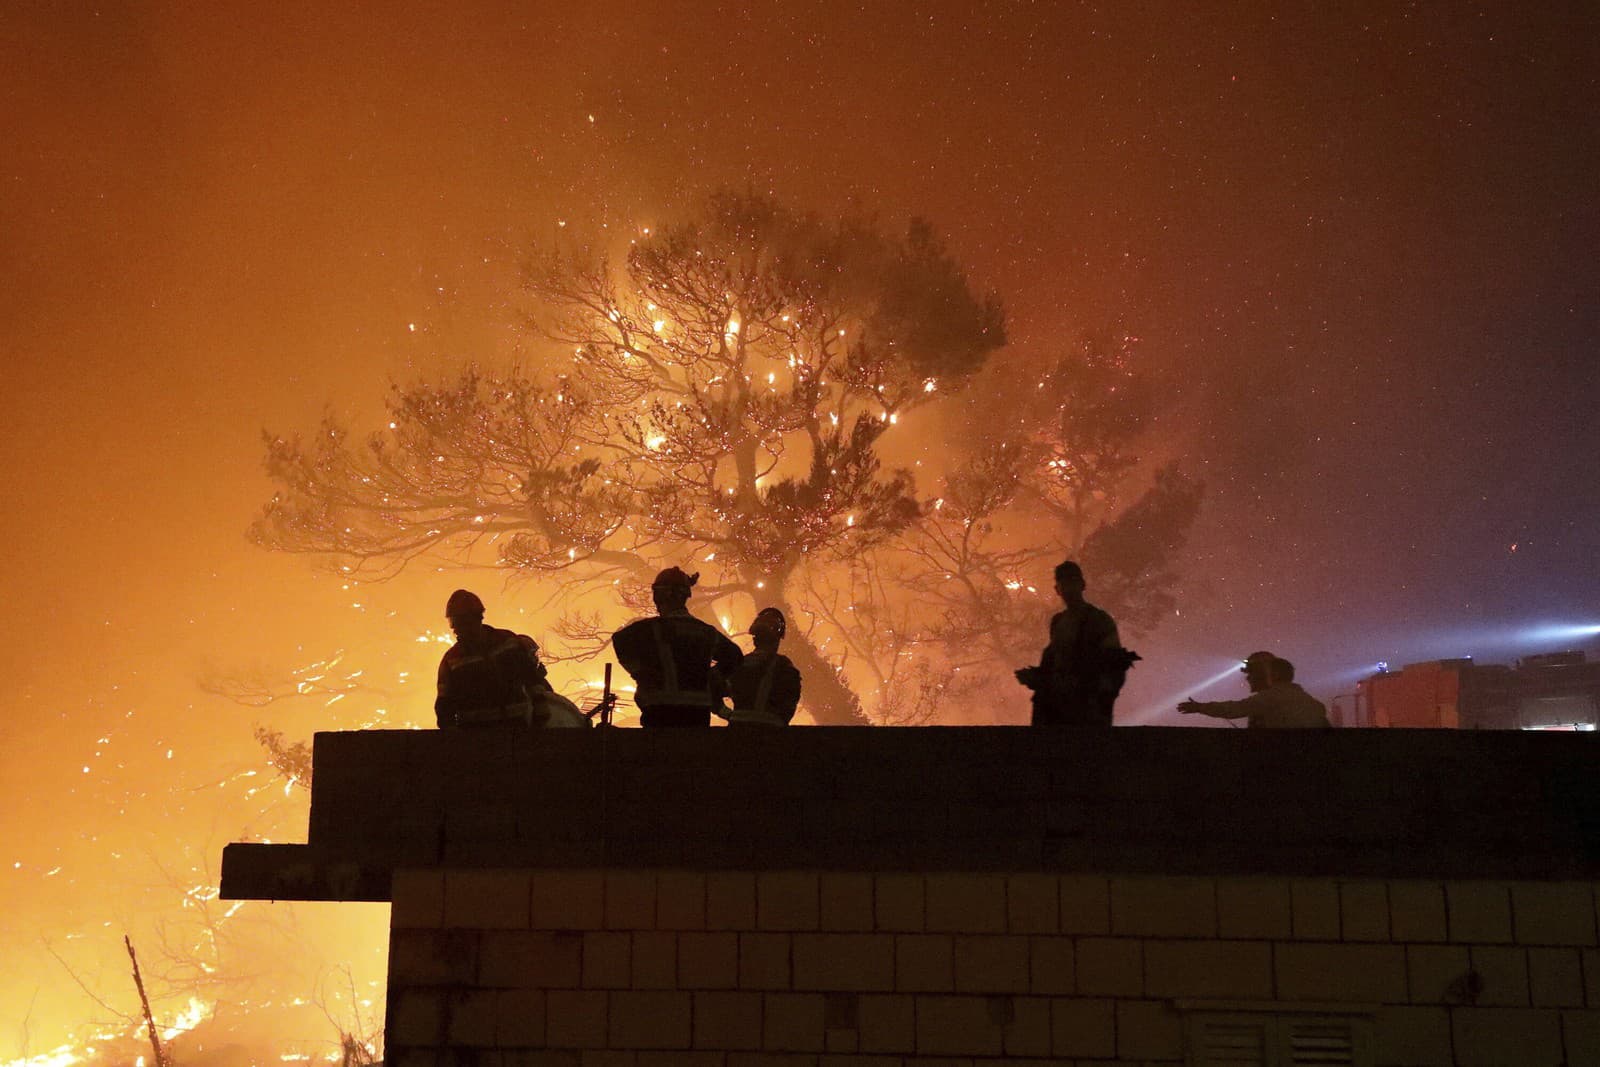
[1520,623,1600,644]
[1128,662,1243,724]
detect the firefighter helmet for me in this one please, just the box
[445,589,486,619]
[652,567,699,590]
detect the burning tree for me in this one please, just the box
[253,191,1196,724]
[885,338,1203,712]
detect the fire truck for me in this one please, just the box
[1334,651,1600,730]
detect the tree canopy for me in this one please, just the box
[253,191,1196,724]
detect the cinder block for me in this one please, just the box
[389,990,443,1045]
[1216,878,1291,940]
[875,875,925,932]
[532,871,604,930]
[694,991,765,1050]
[635,1054,723,1067]
[825,1030,864,1055]
[764,993,826,1051]
[823,998,859,1045]
[1405,945,1471,1004]
[679,932,739,989]
[1028,936,1073,995]
[735,1056,825,1067]
[794,934,895,991]
[580,1053,635,1067]
[1002,997,1050,1057]
[658,872,708,930]
[497,988,547,1047]
[1389,881,1448,943]
[1110,876,1216,938]
[952,936,1030,994]
[392,869,446,928]
[1058,876,1110,935]
[1586,949,1600,1008]
[1290,880,1341,940]
[926,874,1006,934]
[741,932,793,989]
[914,995,1003,1055]
[632,931,678,989]
[606,872,657,930]
[730,1057,819,1067]
[583,932,631,988]
[1447,882,1512,943]
[547,989,608,1048]
[710,873,759,930]
[857,994,914,1053]
[760,873,821,931]
[446,870,532,929]
[1006,875,1057,934]
[502,1049,585,1067]
[1340,881,1390,942]
[391,928,479,984]
[814,1057,898,1067]
[1513,882,1598,946]
[504,1051,584,1067]
[1468,945,1530,1006]
[1115,999,1183,1060]
[1562,1009,1600,1066]
[609,991,692,1049]
[1450,1007,1563,1066]
[1529,948,1584,1008]
[1049,997,1115,1058]
[1143,940,1272,999]
[1276,943,1407,1003]
[1075,937,1143,997]
[1373,1005,1453,1066]
[821,874,875,932]
[895,935,953,992]
[479,930,583,988]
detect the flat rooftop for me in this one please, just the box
[221,726,1600,902]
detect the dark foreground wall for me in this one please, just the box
[221,726,1600,902]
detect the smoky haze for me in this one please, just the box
[4,2,1599,1057]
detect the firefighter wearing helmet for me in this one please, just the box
[435,589,560,729]
[716,607,802,726]
[611,567,744,727]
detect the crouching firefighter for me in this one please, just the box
[716,608,802,727]
[435,589,562,729]
[612,567,744,727]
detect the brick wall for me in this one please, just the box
[384,868,1600,1067]
[221,727,1600,899]
[216,727,1600,1065]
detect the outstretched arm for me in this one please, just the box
[1177,695,1256,719]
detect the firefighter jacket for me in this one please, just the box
[435,625,552,728]
[1040,602,1124,697]
[719,650,802,726]
[612,609,744,712]
[1187,682,1331,729]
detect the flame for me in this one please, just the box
[3,1045,87,1067]
[160,997,213,1040]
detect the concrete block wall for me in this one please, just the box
[385,869,1600,1067]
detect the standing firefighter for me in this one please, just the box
[435,589,558,729]
[717,608,803,727]
[612,567,744,727]
[1015,560,1140,726]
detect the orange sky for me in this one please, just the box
[5,3,1598,1056]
